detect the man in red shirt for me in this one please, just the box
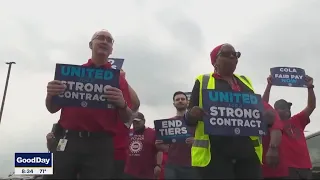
[112,69,140,179]
[262,102,287,180]
[124,112,163,179]
[44,29,133,179]
[159,150,168,180]
[155,91,199,179]
[262,75,316,179]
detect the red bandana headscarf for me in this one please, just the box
[210,44,224,66]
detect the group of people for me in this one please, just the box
[44,29,316,179]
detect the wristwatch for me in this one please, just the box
[308,85,314,89]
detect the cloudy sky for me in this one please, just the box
[0,0,319,176]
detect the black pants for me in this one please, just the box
[199,149,262,179]
[111,160,126,179]
[287,167,312,180]
[44,131,114,179]
[165,163,199,179]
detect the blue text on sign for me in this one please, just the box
[60,65,113,80]
[208,91,258,104]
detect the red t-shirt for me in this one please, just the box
[125,128,158,179]
[159,152,168,180]
[58,59,131,135]
[281,111,312,168]
[262,102,288,178]
[114,122,130,161]
[167,116,194,167]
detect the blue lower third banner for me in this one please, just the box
[15,153,53,175]
[202,90,267,136]
[154,118,192,144]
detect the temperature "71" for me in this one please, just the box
[40,169,47,173]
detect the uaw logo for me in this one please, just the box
[129,141,143,154]
[81,101,88,107]
[259,130,265,135]
[107,104,114,109]
[172,139,176,143]
[234,128,240,135]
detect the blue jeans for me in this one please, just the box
[164,163,199,179]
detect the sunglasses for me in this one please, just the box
[93,35,114,44]
[217,51,241,58]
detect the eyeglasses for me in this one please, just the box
[93,35,114,44]
[217,51,241,59]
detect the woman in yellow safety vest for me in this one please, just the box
[184,43,281,179]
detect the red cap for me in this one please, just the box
[210,44,224,65]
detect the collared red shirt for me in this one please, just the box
[58,59,132,135]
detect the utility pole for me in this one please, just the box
[0,62,16,124]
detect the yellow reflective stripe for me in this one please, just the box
[193,139,210,148]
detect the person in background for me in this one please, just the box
[184,43,281,179]
[262,75,316,179]
[46,132,55,152]
[124,112,163,179]
[262,103,287,180]
[44,29,133,179]
[156,91,199,179]
[112,69,140,179]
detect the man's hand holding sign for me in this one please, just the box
[154,119,192,144]
[46,80,66,113]
[47,80,67,96]
[52,64,120,109]
[103,86,127,109]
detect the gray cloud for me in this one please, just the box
[237,0,320,84]
[0,18,60,72]
[115,33,204,106]
[155,9,205,53]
